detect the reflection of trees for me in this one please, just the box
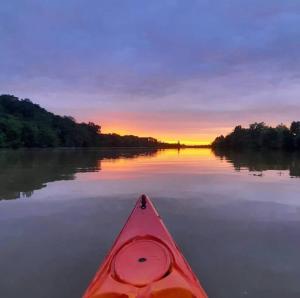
[213,148,300,177]
[0,148,158,200]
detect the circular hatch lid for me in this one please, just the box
[114,239,171,286]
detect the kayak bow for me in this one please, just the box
[83,195,208,298]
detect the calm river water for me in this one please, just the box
[0,148,300,298]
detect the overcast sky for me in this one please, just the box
[1,0,300,144]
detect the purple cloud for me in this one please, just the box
[1,0,300,142]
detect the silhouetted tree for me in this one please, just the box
[212,122,300,151]
[0,94,164,148]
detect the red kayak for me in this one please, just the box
[83,195,208,298]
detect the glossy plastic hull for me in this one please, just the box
[83,195,208,298]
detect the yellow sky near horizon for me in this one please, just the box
[101,124,231,145]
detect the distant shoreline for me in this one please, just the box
[0,145,212,150]
[0,94,212,149]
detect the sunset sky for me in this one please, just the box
[1,0,300,144]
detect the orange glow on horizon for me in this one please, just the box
[101,126,221,145]
[163,138,212,146]
[83,112,233,146]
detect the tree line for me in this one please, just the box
[0,94,161,148]
[212,122,300,150]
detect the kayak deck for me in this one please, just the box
[83,195,208,298]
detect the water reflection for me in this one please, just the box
[1,148,300,201]
[1,148,300,298]
[0,148,158,200]
[213,149,300,177]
